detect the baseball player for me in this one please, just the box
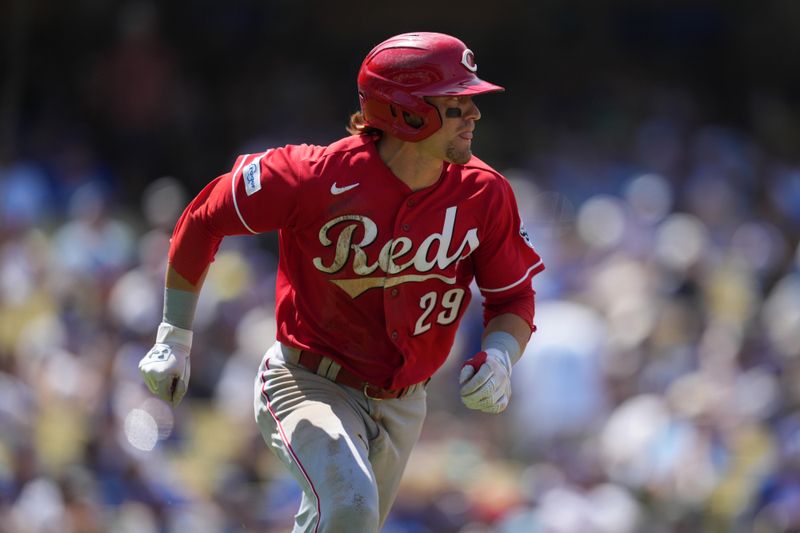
[139,32,544,532]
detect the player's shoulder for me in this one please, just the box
[238,135,372,178]
[279,134,376,170]
[267,142,325,164]
[320,134,376,157]
[276,134,373,159]
[453,155,511,190]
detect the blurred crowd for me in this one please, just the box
[2,1,800,532]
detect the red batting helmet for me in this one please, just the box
[357,32,504,142]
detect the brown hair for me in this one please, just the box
[346,111,382,136]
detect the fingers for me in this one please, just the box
[143,374,158,395]
[154,375,173,400]
[460,351,488,385]
[169,376,179,398]
[462,375,496,405]
[148,374,183,404]
[459,364,476,385]
[171,377,187,406]
[139,344,189,405]
[459,352,512,413]
[464,388,508,414]
[459,364,493,396]
[463,351,488,373]
[481,392,508,414]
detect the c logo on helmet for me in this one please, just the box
[461,49,478,72]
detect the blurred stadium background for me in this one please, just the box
[2,1,800,532]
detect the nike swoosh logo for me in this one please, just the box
[331,182,360,195]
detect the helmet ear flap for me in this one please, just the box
[402,110,423,128]
[361,95,442,142]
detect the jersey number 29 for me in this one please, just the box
[413,288,466,335]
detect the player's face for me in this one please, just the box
[420,96,481,165]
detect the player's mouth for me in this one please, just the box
[458,130,474,140]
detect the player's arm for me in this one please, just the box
[459,177,542,414]
[139,148,303,406]
[137,173,234,406]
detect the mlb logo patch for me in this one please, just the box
[243,161,262,196]
[519,221,534,249]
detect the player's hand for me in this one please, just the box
[138,322,193,407]
[459,348,512,414]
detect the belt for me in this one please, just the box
[287,348,428,400]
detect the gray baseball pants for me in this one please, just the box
[253,342,427,532]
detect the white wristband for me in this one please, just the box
[163,287,199,330]
[482,331,521,366]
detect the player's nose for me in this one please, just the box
[463,98,481,121]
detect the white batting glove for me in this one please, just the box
[459,348,512,414]
[138,322,192,407]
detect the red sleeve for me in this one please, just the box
[473,178,544,329]
[168,146,305,284]
[227,147,307,232]
[482,287,537,331]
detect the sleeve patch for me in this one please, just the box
[520,221,534,249]
[243,159,262,196]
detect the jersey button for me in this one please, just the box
[391,288,399,297]
[391,330,399,340]
[407,199,416,207]
[402,224,410,231]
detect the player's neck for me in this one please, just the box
[377,136,444,192]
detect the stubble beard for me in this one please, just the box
[446,141,472,165]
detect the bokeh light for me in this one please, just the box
[623,173,673,225]
[576,195,627,250]
[654,213,709,271]
[124,408,159,452]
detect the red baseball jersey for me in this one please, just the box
[169,134,544,388]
